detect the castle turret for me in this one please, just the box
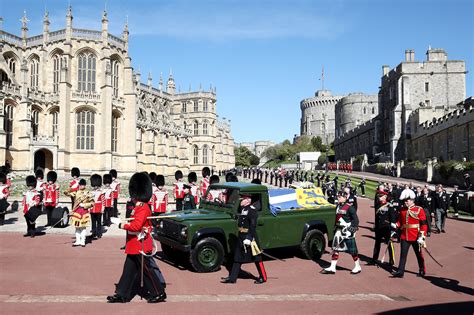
[65,5,73,42]
[167,70,175,95]
[42,10,49,44]
[20,11,29,47]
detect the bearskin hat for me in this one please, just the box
[0,172,6,184]
[230,175,238,182]
[26,175,37,188]
[79,178,87,186]
[90,174,102,187]
[109,169,118,179]
[35,169,44,179]
[210,175,220,185]
[202,167,211,177]
[251,178,262,185]
[149,172,157,183]
[103,174,112,185]
[225,172,233,182]
[129,172,152,202]
[47,171,57,183]
[188,172,197,183]
[156,175,165,187]
[71,167,80,178]
[175,170,183,180]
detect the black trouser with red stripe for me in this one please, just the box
[228,260,267,282]
[116,254,165,300]
[396,240,425,275]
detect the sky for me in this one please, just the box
[1,0,473,144]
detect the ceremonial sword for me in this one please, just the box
[422,246,443,267]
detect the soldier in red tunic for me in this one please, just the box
[66,167,81,206]
[102,174,114,226]
[108,172,166,303]
[90,174,105,239]
[391,189,428,278]
[23,176,41,237]
[200,167,211,197]
[44,171,59,226]
[0,172,10,226]
[173,170,185,211]
[188,172,199,205]
[109,169,121,217]
[154,175,168,214]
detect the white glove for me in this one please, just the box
[243,239,251,246]
[417,236,426,247]
[79,203,84,208]
[110,217,122,225]
[390,223,397,229]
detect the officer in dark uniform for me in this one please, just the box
[368,191,397,266]
[264,170,268,183]
[182,184,196,210]
[359,178,366,197]
[450,185,460,218]
[221,193,267,284]
[419,187,434,236]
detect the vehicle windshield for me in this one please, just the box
[201,187,240,210]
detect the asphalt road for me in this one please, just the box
[0,197,473,314]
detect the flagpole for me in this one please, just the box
[321,65,325,90]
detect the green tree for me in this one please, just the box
[234,146,252,167]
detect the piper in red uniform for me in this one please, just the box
[391,189,427,278]
[22,176,41,237]
[44,171,59,226]
[109,169,120,217]
[108,172,166,303]
[90,174,105,239]
[188,172,199,205]
[200,167,211,197]
[102,174,114,226]
[0,172,10,226]
[174,170,185,211]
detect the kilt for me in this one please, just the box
[70,208,90,228]
[342,237,358,255]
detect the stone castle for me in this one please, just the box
[300,48,471,163]
[0,8,235,176]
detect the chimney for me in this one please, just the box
[410,49,415,62]
[405,50,410,61]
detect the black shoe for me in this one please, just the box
[320,269,335,275]
[120,246,126,250]
[23,233,31,237]
[107,294,127,303]
[221,276,230,280]
[147,292,167,303]
[254,277,266,284]
[30,232,35,238]
[441,230,446,233]
[391,271,404,278]
[427,232,431,237]
[221,278,236,284]
[417,270,426,277]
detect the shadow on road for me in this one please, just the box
[423,275,474,296]
[463,246,474,250]
[2,217,18,225]
[378,301,474,315]
[361,234,376,240]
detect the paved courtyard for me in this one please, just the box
[0,197,472,314]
